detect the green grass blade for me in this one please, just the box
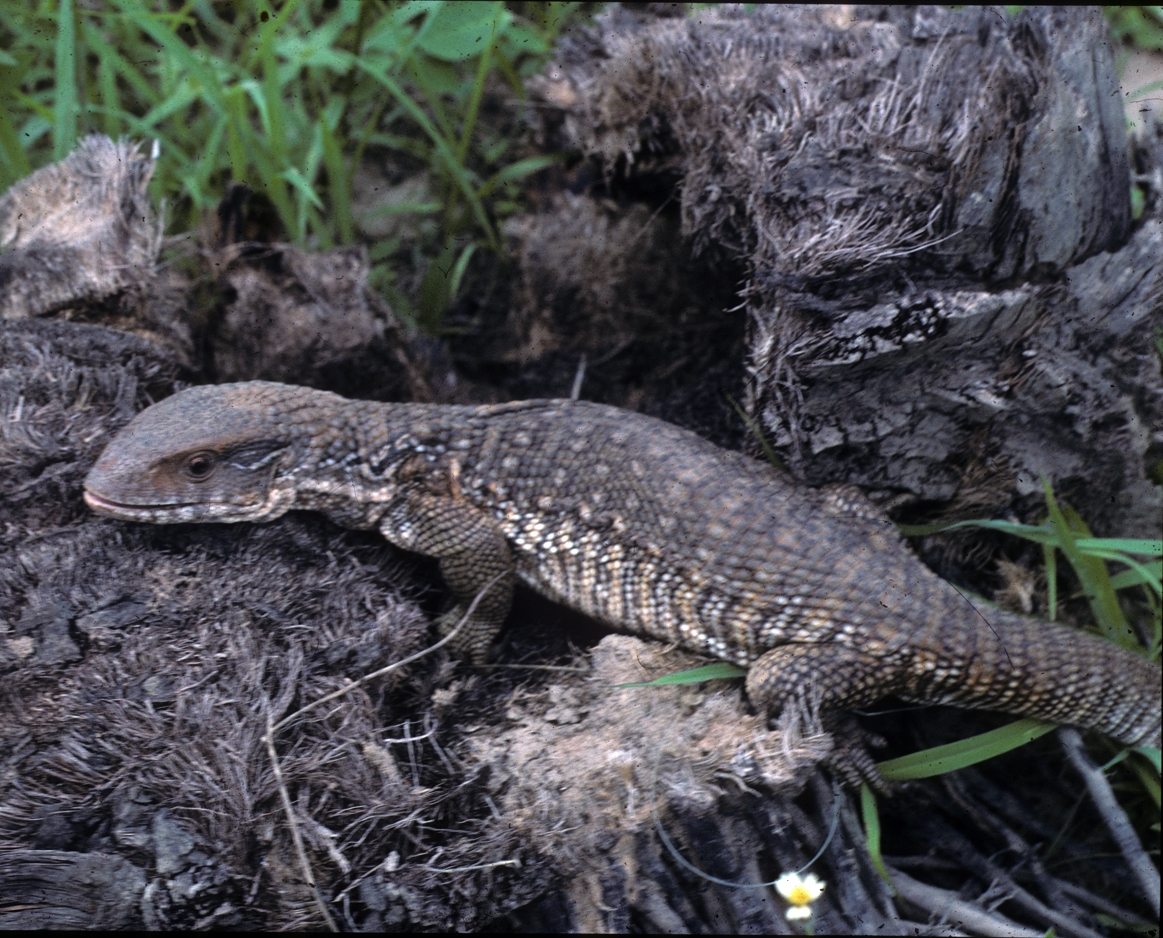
[281,166,322,207]
[477,153,560,198]
[191,114,228,202]
[0,110,28,189]
[357,201,443,220]
[95,44,120,138]
[490,42,527,95]
[349,99,394,178]
[369,1,433,76]
[898,502,1159,631]
[241,0,303,73]
[1129,754,1161,809]
[456,43,491,169]
[223,86,249,188]
[1046,489,1128,643]
[230,102,295,236]
[1074,550,1161,599]
[258,12,287,171]
[15,94,54,126]
[1075,538,1162,556]
[365,131,430,161]
[875,719,1056,781]
[0,51,33,184]
[138,79,199,132]
[238,79,271,136]
[403,56,459,144]
[617,663,749,688]
[448,241,477,299]
[320,116,353,244]
[81,20,161,108]
[455,7,501,165]
[355,59,497,249]
[1043,540,1058,621]
[1136,745,1162,775]
[417,240,457,333]
[727,396,786,472]
[53,0,79,160]
[897,518,1059,543]
[860,784,893,886]
[112,0,226,116]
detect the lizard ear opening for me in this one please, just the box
[183,451,218,482]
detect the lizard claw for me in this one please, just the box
[822,714,891,795]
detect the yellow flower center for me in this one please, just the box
[787,885,812,906]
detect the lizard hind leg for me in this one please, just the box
[746,643,907,792]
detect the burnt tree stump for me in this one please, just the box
[539,4,1161,538]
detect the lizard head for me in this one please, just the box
[83,382,315,524]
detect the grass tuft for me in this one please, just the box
[0,0,582,328]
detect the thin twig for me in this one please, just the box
[260,574,505,928]
[887,866,1042,938]
[570,353,587,401]
[263,709,338,933]
[1058,727,1160,917]
[271,572,504,735]
[424,859,522,874]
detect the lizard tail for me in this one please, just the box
[917,603,1161,749]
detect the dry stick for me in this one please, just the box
[886,866,1043,938]
[424,859,522,875]
[270,573,505,736]
[1049,877,1156,930]
[263,711,338,932]
[1057,727,1160,918]
[570,353,587,401]
[261,574,505,928]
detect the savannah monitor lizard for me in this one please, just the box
[83,382,1162,781]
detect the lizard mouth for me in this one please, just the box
[83,490,192,516]
[83,486,292,523]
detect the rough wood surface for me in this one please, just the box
[1,4,1158,933]
[543,4,1161,536]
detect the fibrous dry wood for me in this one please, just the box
[540,4,1161,536]
[2,5,1159,932]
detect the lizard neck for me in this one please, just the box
[280,400,491,530]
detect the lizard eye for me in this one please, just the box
[184,452,217,482]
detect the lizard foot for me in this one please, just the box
[436,606,495,665]
[822,713,891,795]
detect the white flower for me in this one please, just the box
[775,871,825,920]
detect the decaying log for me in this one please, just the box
[0,136,194,365]
[2,4,1158,933]
[207,240,431,402]
[540,4,1161,536]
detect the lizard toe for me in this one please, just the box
[822,713,891,795]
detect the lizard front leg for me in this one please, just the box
[379,488,514,665]
[746,643,908,790]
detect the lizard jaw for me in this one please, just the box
[83,488,294,524]
[83,489,195,522]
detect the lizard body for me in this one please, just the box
[83,382,1162,767]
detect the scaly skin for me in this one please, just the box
[84,382,1162,778]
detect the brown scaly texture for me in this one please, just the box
[84,381,1162,777]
